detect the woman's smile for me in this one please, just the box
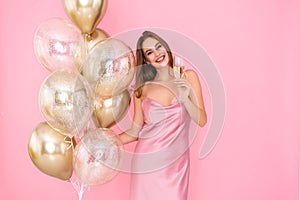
[156,55,165,63]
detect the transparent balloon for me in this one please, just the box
[94,89,131,128]
[28,122,74,180]
[82,38,135,97]
[73,128,123,186]
[39,69,93,137]
[34,18,86,72]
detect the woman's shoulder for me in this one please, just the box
[185,69,200,81]
[185,69,198,76]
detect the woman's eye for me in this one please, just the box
[156,44,162,49]
[146,51,152,55]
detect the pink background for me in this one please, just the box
[0,0,299,199]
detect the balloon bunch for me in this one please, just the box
[28,0,134,199]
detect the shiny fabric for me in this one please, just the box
[130,96,191,200]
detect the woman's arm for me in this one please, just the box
[118,94,144,144]
[174,70,207,127]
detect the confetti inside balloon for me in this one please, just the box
[34,18,86,72]
[39,69,93,137]
[73,128,123,186]
[82,38,135,97]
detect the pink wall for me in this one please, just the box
[0,0,299,199]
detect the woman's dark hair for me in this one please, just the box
[135,31,173,98]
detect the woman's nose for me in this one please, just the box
[153,49,160,56]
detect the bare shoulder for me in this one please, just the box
[143,82,157,91]
[185,69,201,83]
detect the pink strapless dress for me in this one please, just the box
[130,97,191,200]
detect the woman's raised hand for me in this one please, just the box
[173,77,191,103]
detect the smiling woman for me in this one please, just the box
[117,30,207,200]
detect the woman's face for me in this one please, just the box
[142,37,170,67]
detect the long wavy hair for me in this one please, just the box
[135,31,173,98]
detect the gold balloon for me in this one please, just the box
[28,122,74,180]
[94,90,131,128]
[86,28,110,51]
[62,0,108,34]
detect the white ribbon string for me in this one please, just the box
[70,176,88,200]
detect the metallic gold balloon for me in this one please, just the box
[85,28,110,51]
[39,69,93,137]
[73,128,123,186]
[28,122,74,180]
[62,0,108,34]
[82,38,135,96]
[34,18,86,72]
[94,90,130,128]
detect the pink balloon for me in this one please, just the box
[34,18,86,72]
[73,128,123,186]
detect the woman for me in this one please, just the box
[118,31,207,200]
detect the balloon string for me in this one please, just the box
[78,184,84,200]
[83,33,89,56]
[70,176,86,200]
[64,136,73,150]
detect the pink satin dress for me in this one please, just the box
[130,96,191,200]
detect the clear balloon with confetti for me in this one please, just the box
[73,128,123,187]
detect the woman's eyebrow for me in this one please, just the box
[154,42,161,48]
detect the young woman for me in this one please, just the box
[118,31,207,200]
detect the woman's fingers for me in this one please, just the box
[173,79,191,89]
